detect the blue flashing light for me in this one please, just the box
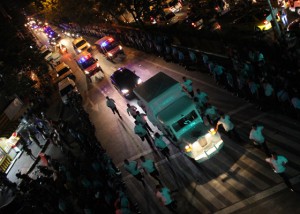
[79,55,90,63]
[101,41,107,47]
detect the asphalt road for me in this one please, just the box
[32,29,300,214]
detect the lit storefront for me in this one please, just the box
[0,134,21,172]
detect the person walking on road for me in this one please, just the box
[182,76,194,98]
[249,123,271,157]
[106,96,122,119]
[136,111,153,133]
[126,104,138,118]
[124,159,146,187]
[216,113,241,142]
[195,88,209,110]
[140,156,162,184]
[266,152,295,192]
[156,184,177,213]
[134,121,154,149]
[154,133,171,160]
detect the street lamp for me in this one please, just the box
[266,0,282,39]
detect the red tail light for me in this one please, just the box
[263,20,269,25]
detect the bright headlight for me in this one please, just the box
[87,43,91,47]
[119,45,123,50]
[84,70,89,74]
[209,128,217,135]
[184,144,192,152]
[121,89,129,94]
[77,49,81,53]
[108,53,113,57]
[137,78,142,84]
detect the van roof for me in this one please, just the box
[55,62,68,72]
[72,37,85,45]
[94,36,113,46]
[58,77,75,90]
[134,72,178,103]
[74,51,92,60]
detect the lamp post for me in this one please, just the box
[267,0,282,39]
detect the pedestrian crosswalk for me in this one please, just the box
[121,115,300,213]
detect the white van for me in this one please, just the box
[75,51,104,83]
[58,77,78,104]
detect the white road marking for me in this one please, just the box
[215,175,300,214]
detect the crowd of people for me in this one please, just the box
[3,19,297,213]
[4,92,141,214]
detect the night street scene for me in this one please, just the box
[0,0,300,213]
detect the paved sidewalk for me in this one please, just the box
[0,96,63,210]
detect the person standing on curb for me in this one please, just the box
[124,159,146,187]
[135,111,153,134]
[126,103,138,118]
[154,133,171,160]
[249,123,271,157]
[216,112,241,142]
[106,96,122,119]
[182,76,194,98]
[140,156,162,184]
[134,121,154,149]
[266,152,295,192]
[155,184,177,213]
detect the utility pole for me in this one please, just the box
[266,0,282,39]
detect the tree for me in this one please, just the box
[0,3,49,103]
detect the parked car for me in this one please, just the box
[58,77,79,104]
[110,67,142,99]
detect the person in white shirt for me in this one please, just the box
[124,159,145,187]
[106,96,122,119]
[249,123,271,157]
[195,88,209,110]
[204,103,220,126]
[156,184,177,212]
[216,113,241,141]
[136,111,153,133]
[140,156,162,184]
[265,152,295,192]
[291,96,300,119]
[154,133,171,160]
[182,76,194,97]
[134,121,154,149]
[126,103,137,118]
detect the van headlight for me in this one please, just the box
[185,144,192,152]
[108,53,113,57]
[87,43,91,47]
[119,45,123,50]
[121,89,129,94]
[77,49,81,53]
[84,70,89,74]
[137,78,142,84]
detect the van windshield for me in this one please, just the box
[57,67,70,76]
[80,58,96,69]
[172,110,198,132]
[103,41,119,52]
[60,85,74,97]
[75,40,87,48]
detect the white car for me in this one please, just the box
[58,77,79,104]
[40,45,61,62]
